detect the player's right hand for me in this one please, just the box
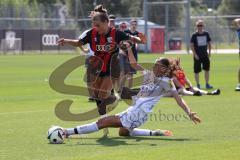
[194,54,199,60]
[57,38,65,46]
[189,112,201,124]
[138,32,147,44]
[119,41,131,52]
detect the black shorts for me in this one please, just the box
[194,56,210,73]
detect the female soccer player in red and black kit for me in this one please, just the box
[57,5,143,135]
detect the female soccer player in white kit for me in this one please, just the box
[59,41,201,138]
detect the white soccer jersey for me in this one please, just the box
[132,70,176,113]
[118,70,177,130]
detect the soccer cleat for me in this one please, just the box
[211,89,221,95]
[235,85,240,91]
[152,129,173,136]
[193,91,202,96]
[197,84,201,89]
[206,83,213,89]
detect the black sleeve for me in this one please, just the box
[206,32,211,42]
[78,29,91,45]
[124,29,130,34]
[116,30,130,44]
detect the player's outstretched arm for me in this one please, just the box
[57,38,82,47]
[172,91,201,124]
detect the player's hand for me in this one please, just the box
[189,112,201,124]
[119,41,131,51]
[57,38,65,46]
[194,54,199,60]
[82,48,89,54]
[124,41,131,48]
[138,32,147,44]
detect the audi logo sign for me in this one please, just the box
[42,34,59,46]
[0,29,75,50]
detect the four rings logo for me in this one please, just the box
[96,43,116,52]
[96,45,110,52]
[42,34,59,46]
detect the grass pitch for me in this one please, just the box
[0,53,239,160]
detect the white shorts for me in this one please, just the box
[117,106,148,131]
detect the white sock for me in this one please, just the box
[129,128,152,136]
[66,122,99,136]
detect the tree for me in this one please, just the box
[218,0,240,15]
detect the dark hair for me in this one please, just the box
[155,58,174,78]
[90,5,109,23]
[94,5,107,13]
[108,14,116,20]
[159,58,170,67]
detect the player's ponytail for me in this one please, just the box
[94,5,107,14]
[90,5,109,23]
[169,57,182,73]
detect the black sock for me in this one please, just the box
[96,99,106,115]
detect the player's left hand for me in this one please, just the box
[189,112,201,124]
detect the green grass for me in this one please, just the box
[0,53,239,160]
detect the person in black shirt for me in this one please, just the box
[191,20,213,89]
[233,18,240,91]
[57,5,143,136]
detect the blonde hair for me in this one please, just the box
[196,19,204,26]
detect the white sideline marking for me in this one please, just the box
[165,49,239,54]
[0,110,50,115]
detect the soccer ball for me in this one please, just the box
[47,126,65,144]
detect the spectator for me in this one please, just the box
[233,18,240,91]
[190,20,213,89]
